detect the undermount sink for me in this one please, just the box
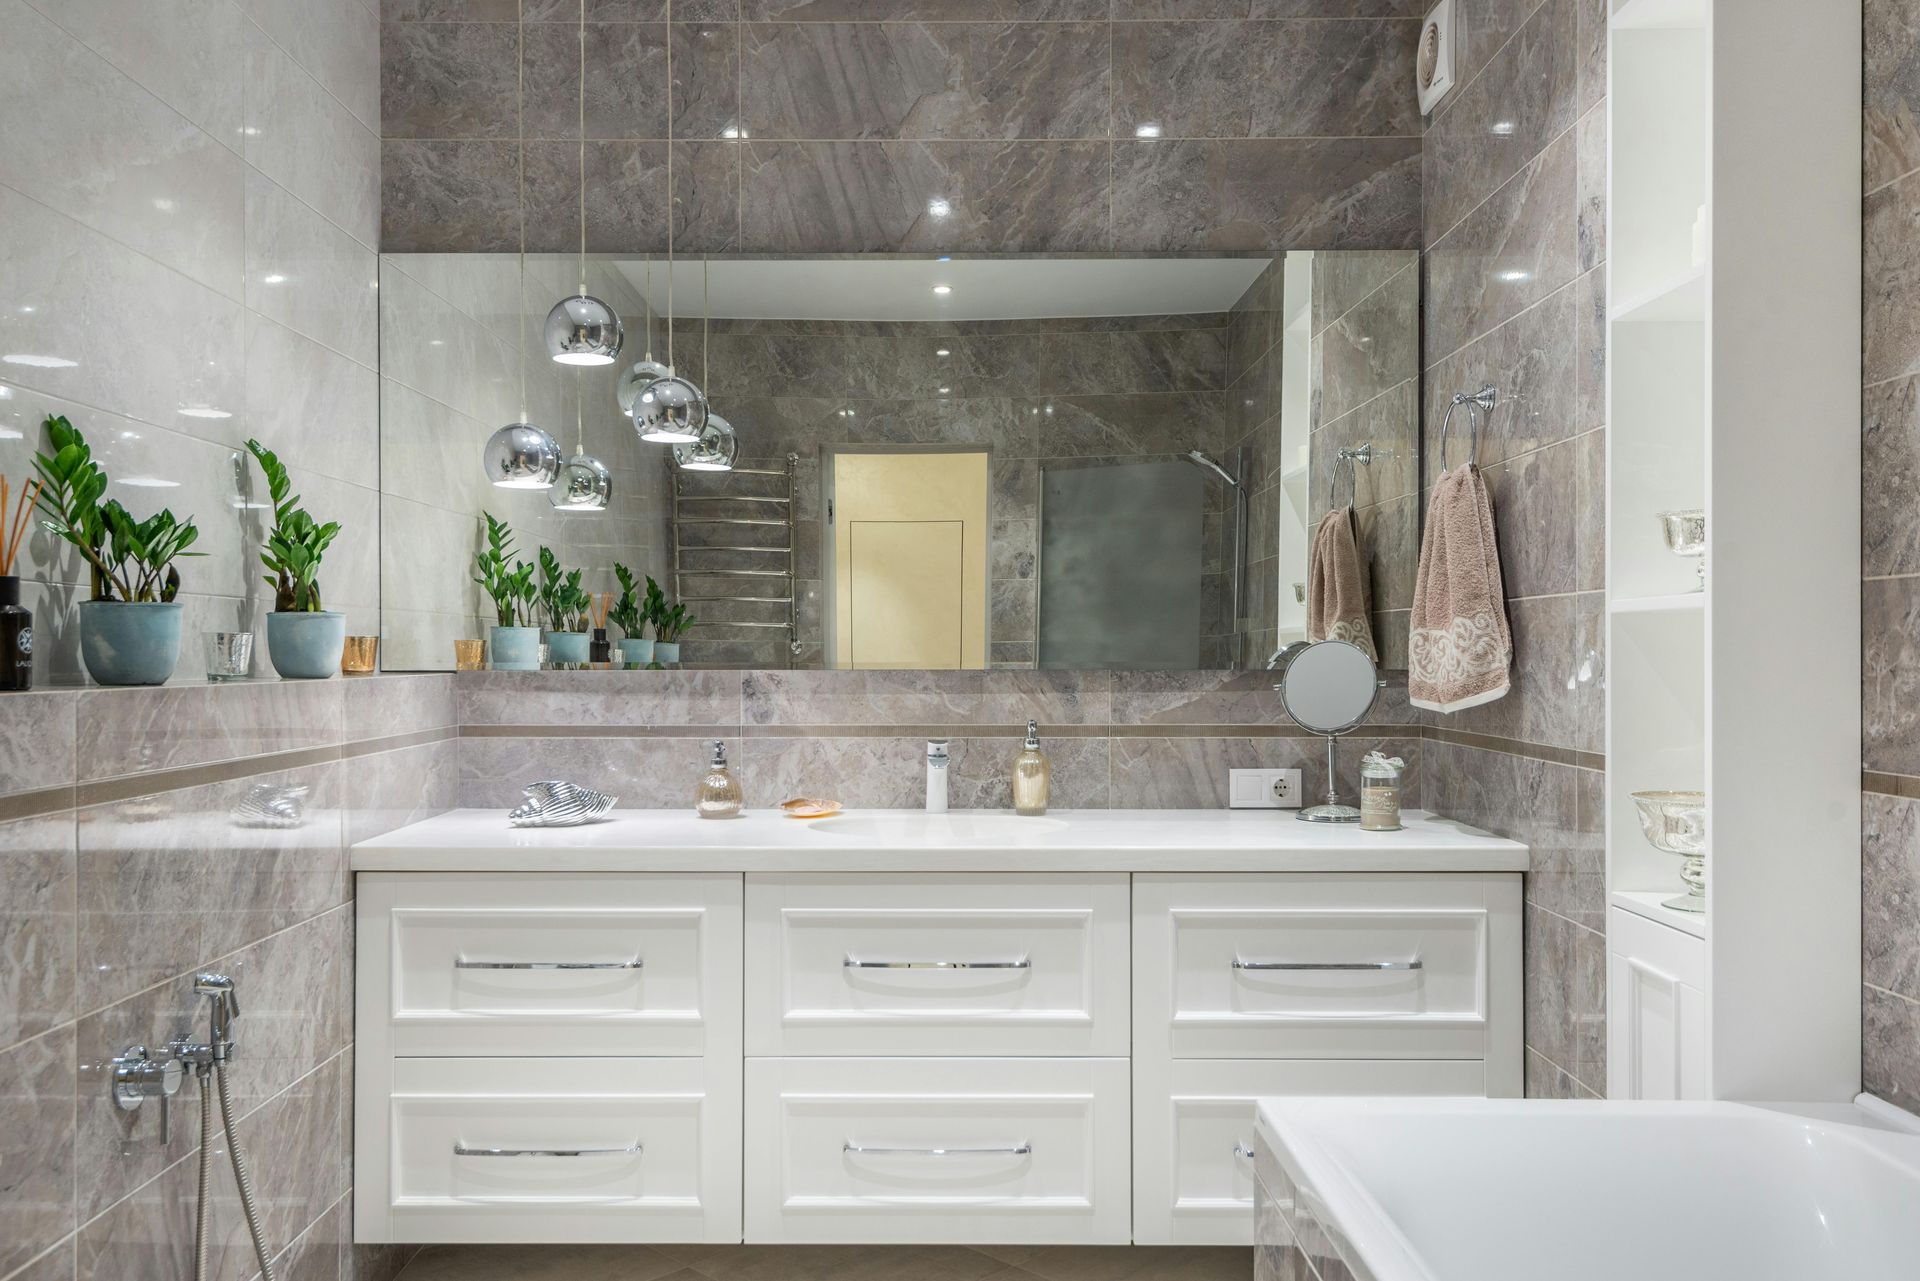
[806,813,1070,843]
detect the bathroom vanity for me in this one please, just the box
[350,809,1525,1248]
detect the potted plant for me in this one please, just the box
[33,415,202,685]
[245,440,344,679]
[537,547,592,665]
[651,580,693,666]
[472,512,538,670]
[610,563,652,667]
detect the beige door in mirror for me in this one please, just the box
[1277,638,1381,824]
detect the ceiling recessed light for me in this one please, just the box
[1134,122,1163,138]
[932,284,952,296]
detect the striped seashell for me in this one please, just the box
[507,779,617,827]
[231,783,310,829]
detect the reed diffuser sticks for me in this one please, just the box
[0,475,44,577]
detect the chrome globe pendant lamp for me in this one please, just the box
[551,371,614,512]
[544,0,622,367]
[616,254,673,413]
[633,12,708,446]
[675,259,736,472]
[485,2,563,490]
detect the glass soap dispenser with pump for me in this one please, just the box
[1013,719,1050,816]
[696,740,742,819]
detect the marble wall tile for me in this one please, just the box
[741,21,1110,141]
[1113,137,1423,252]
[1524,1045,1596,1099]
[1864,374,1920,578]
[245,317,382,489]
[458,734,733,807]
[380,20,519,140]
[1035,393,1228,459]
[522,21,667,140]
[73,1144,197,1281]
[1865,575,1920,777]
[1521,902,1606,1093]
[244,25,383,250]
[345,738,459,846]
[1864,985,1920,1111]
[948,734,1110,809]
[1108,669,1287,725]
[1865,169,1920,386]
[1315,266,1419,426]
[1868,0,1920,194]
[246,0,381,129]
[381,138,524,252]
[1434,592,1604,754]
[462,669,744,725]
[746,0,1105,16]
[22,0,247,149]
[1442,0,1542,94]
[73,976,208,1218]
[346,674,458,737]
[743,668,986,725]
[1573,266,1607,436]
[244,171,381,368]
[0,0,247,300]
[0,815,77,1049]
[0,1028,75,1275]
[1575,101,1606,273]
[739,140,1113,253]
[1109,734,1421,809]
[212,907,352,1112]
[1865,791,1920,1003]
[75,679,344,780]
[1480,430,1603,600]
[0,692,77,799]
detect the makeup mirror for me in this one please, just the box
[1276,638,1383,823]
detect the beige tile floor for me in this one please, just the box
[395,1244,1255,1281]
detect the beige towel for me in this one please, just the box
[1409,464,1511,711]
[1307,506,1376,661]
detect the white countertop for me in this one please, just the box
[349,807,1528,873]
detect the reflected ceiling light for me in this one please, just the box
[1134,122,1163,138]
[1497,269,1531,282]
[117,476,181,489]
[178,406,233,420]
[935,348,951,357]
[927,197,952,218]
[721,125,744,139]
[545,0,622,367]
[932,284,952,296]
[938,386,951,395]
[3,353,77,368]
[263,274,287,284]
[550,367,611,512]
[673,412,736,472]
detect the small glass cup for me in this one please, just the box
[204,631,253,682]
[341,636,378,673]
[454,639,485,671]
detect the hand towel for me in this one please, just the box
[1408,464,1511,711]
[1307,506,1376,661]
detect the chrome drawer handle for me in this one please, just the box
[843,955,1030,970]
[1233,1142,1256,1160]
[1232,957,1422,972]
[844,1141,1032,1157]
[454,957,643,971]
[454,1141,643,1158]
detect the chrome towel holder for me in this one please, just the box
[1437,384,1498,473]
[1330,443,1373,508]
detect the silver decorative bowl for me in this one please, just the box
[508,779,616,828]
[1657,509,1705,589]
[1631,789,1706,912]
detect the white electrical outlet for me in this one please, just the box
[1229,768,1304,809]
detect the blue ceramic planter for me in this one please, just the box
[266,611,345,679]
[544,630,590,664]
[79,600,183,686]
[490,626,540,671]
[617,636,654,667]
[654,641,681,665]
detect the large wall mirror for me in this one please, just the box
[377,251,1418,673]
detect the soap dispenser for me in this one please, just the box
[696,740,742,819]
[1013,719,1050,816]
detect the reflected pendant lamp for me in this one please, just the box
[617,255,672,413]
[551,373,613,511]
[673,412,736,472]
[544,0,621,367]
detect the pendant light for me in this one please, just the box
[551,371,614,511]
[486,0,562,490]
[617,254,672,413]
[674,259,735,471]
[544,0,622,367]
[634,13,708,445]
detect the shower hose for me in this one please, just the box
[193,1056,277,1281]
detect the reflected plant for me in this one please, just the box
[537,546,592,633]
[33,414,202,602]
[473,512,536,628]
[610,563,643,638]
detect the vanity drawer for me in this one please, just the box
[358,873,743,1058]
[358,1056,741,1243]
[744,874,1129,1056]
[1131,1058,1487,1245]
[1134,874,1522,1065]
[743,1056,1130,1244]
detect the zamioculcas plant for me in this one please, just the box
[34,415,201,603]
[245,440,339,613]
[642,574,668,638]
[609,563,643,638]
[655,600,695,644]
[537,546,592,634]
[473,512,537,629]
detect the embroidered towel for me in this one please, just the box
[1307,506,1376,661]
[1408,463,1511,711]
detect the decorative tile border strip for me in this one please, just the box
[1422,725,1605,773]
[458,722,1421,741]
[1863,770,1920,800]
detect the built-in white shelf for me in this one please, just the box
[1613,0,1706,31]
[1610,890,1706,940]
[1610,591,1704,616]
[1610,264,1705,324]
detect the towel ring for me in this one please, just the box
[1329,443,1373,509]
[1438,385,1497,473]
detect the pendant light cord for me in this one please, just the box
[665,0,674,374]
[516,0,528,420]
[643,253,652,360]
[702,255,710,391]
[576,0,587,297]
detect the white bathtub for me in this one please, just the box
[1255,1097,1920,1281]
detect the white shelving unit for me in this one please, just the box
[1603,0,1860,1102]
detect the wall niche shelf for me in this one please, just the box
[1610,264,1706,324]
[1609,592,1704,616]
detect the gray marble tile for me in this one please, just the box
[737,736,925,809]
[26,0,247,151]
[234,1053,348,1258]
[1865,791,1920,1003]
[745,669,985,726]
[1868,0,1920,193]
[745,0,1105,15]
[75,680,343,780]
[1109,734,1420,809]
[459,734,733,808]
[10,1238,75,1281]
[1524,1045,1597,1099]
[1573,265,1606,436]
[0,814,76,1048]
[1521,902,1606,1095]
[1314,263,1418,427]
[1864,373,1920,579]
[0,691,76,798]
[524,139,672,252]
[1115,0,1422,14]
[380,20,519,140]
[742,21,1109,141]
[1864,985,1920,1112]
[948,735,1110,809]
[1481,429,1602,600]
[345,738,458,846]
[1575,0,1605,115]
[0,1028,75,1276]
[1575,103,1606,273]
[1112,137,1421,252]
[73,1146,196,1281]
[1865,575,1920,777]
[344,674,457,738]
[1108,669,1285,725]
[246,0,382,130]
[277,1194,345,1281]
[245,22,382,250]
[381,139,523,253]
[245,170,380,368]
[1033,393,1228,459]
[1438,591,1603,755]
[739,140,1112,253]
[991,578,1036,645]
[1424,128,1579,364]
[1112,20,1417,142]
[1444,0,1541,95]
[1865,169,1920,387]
[462,668,744,725]
[1421,0,1576,247]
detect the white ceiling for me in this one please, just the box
[610,257,1272,322]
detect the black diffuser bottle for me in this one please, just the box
[0,576,31,691]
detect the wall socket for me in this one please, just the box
[1228,768,1304,809]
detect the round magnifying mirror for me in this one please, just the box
[1276,639,1381,823]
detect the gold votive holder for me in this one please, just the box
[341,636,379,674]
[454,639,485,671]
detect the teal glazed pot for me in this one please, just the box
[490,626,540,671]
[79,600,183,686]
[266,610,345,679]
[545,630,591,664]
[618,636,654,667]
[654,641,681,664]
